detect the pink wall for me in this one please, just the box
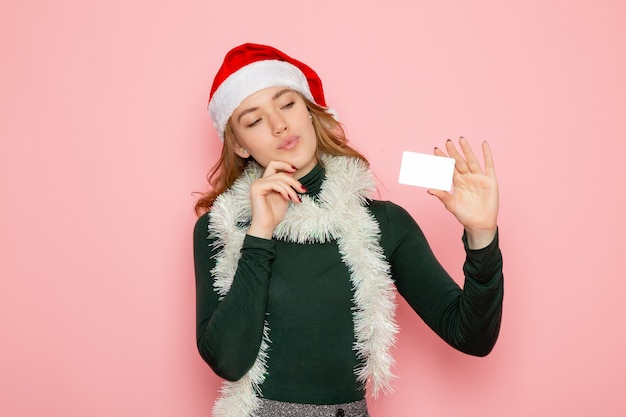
[1,0,624,416]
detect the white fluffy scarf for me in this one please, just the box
[208,154,398,417]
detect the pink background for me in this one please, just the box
[1,0,625,416]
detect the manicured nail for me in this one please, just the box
[434,146,440,151]
[301,185,307,192]
[291,165,298,170]
[297,196,302,202]
[446,139,452,142]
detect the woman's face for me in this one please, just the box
[230,87,318,179]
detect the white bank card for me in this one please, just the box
[398,151,455,191]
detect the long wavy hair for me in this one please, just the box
[194,94,368,216]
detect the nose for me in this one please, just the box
[271,114,288,135]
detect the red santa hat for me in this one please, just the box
[208,43,331,141]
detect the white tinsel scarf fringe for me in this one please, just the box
[207,155,399,417]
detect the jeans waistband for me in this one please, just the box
[255,398,369,417]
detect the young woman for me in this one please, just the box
[194,43,503,417]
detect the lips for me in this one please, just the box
[278,136,299,150]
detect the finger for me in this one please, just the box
[256,180,300,203]
[262,160,298,177]
[458,137,483,174]
[427,189,454,212]
[274,182,302,203]
[273,172,307,194]
[433,146,448,157]
[258,170,306,194]
[482,141,496,177]
[270,174,306,200]
[445,139,470,174]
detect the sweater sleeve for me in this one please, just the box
[193,213,275,380]
[371,201,504,356]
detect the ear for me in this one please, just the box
[233,144,250,159]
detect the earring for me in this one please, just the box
[309,114,313,120]
[242,149,248,154]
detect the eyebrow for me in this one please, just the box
[236,88,294,124]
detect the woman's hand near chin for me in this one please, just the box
[247,160,307,240]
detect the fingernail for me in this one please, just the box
[434,146,440,151]
[459,136,464,139]
[297,196,302,202]
[291,165,298,170]
[301,185,307,192]
[446,139,452,142]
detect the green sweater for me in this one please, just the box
[194,164,503,404]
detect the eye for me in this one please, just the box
[282,101,295,109]
[246,118,261,128]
